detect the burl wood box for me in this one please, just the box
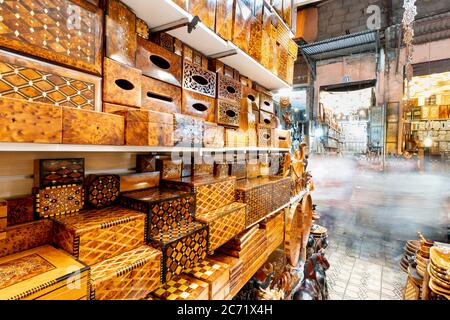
[156,158,183,180]
[248,14,263,62]
[246,161,261,179]
[192,163,214,177]
[34,158,85,188]
[257,124,273,148]
[217,100,241,127]
[0,200,6,239]
[62,107,125,145]
[149,222,209,282]
[136,155,157,173]
[182,61,217,98]
[0,97,62,143]
[6,196,34,227]
[259,93,274,114]
[182,90,216,122]
[103,58,142,107]
[203,122,225,148]
[162,175,236,215]
[150,274,209,300]
[273,129,292,149]
[141,76,182,113]
[229,161,247,180]
[90,245,162,300]
[52,206,146,266]
[196,202,247,252]
[217,74,242,103]
[106,0,136,67]
[136,37,182,87]
[233,0,253,53]
[214,162,229,178]
[183,258,231,300]
[120,187,196,238]
[137,18,150,39]
[0,245,89,300]
[215,0,234,41]
[117,109,173,146]
[173,113,204,147]
[259,109,274,127]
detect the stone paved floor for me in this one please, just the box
[308,156,449,300]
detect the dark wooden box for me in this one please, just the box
[34,158,85,188]
[217,74,242,103]
[85,174,120,208]
[6,196,34,227]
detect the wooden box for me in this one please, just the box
[136,37,182,87]
[248,15,263,62]
[188,0,216,30]
[215,0,234,41]
[103,58,142,108]
[214,162,229,178]
[193,164,215,177]
[106,0,137,67]
[149,222,209,282]
[182,90,216,122]
[217,74,242,103]
[151,274,209,300]
[62,107,125,145]
[150,32,175,53]
[103,103,139,114]
[203,122,225,148]
[209,253,242,297]
[246,161,261,179]
[260,212,284,254]
[182,61,217,98]
[52,206,146,266]
[162,175,236,215]
[182,163,193,178]
[273,129,291,149]
[6,196,34,227]
[217,100,241,127]
[270,176,291,210]
[136,155,156,173]
[0,0,102,74]
[283,0,293,27]
[429,106,440,120]
[85,174,120,208]
[141,76,181,113]
[120,172,160,193]
[156,158,183,179]
[174,113,204,147]
[90,245,162,300]
[136,18,150,39]
[229,161,247,180]
[34,184,85,219]
[196,202,246,252]
[439,105,449,119]
[0,245,89,300]
[118,109,173,146]
[260,93,274,114]
[225,128,248,147]
[34,158,85,188]
[120,187,195,238]
[0,200,6,239]
[183,258,230,300]
[0,97,62,143]
[261,5,275,70]
[0,49,102,111]
[257,124,273,147]
[233,0,253,53]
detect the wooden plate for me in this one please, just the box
[430,247,450,270]
[285,203,302,266]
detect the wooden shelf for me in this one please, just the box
[122,0,292,90]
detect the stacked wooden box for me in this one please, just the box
[260,211,285,254]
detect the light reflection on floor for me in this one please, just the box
[309,155,449,300]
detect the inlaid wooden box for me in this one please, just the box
[215,0,234,41]
[246,161,261,179]
[270,176,291,211]
[162,175,236,215]
[0,200,6,239]
[217,74,242,103]
[136,155,157,173]
[0,97,62,144]
[184,258,230,300]
[156,158,183,180]
[90,245,162,300]
[85,174,120,208]
[233,0,253,53]
[182,90,216,122]
[149,222,208,282]
[34,184,85,219]
[106,0,137,67]
[182,61,217,98]
[150,32,175,53]
[34,158,85,188]
[141,76,181,113]
[120,187,195,238]
[0,0,102,75]
[225,128,248,147]
[209,253,242,297]
[6,196,34,227]
[229,161,247,180]
[214,162,229,178]
[260,211,284,254]
[52,206,146,266]
[193,163,215,177]
[0,245,89,300]
[196,202,246,252]
[103,58,142,108]
[150,274,209,300]
[203,122,225,148]
[260,93,274,113]
[188,0,216,31]
[136,37,182,87]
[118,109,173,147]
[120,172,160,193]
[273,129,291,149]
[173,113,204,147]
[257,124,273,147]
[217,100,241,127]
[62,107,125,145]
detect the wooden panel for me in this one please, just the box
[102,103,139,114]
[34,184,85,218]
[120,172,160,193]
[62,107,125,145]
[136,37,182,87]
[216,100,241,127]
[173,113,204,147]
[203,122,225,148]
[85,174,120,208]
[141,76,181,113]
[182,90,216,122]
[218,74,242,103]
[34,158,85,188]
[233,0,253,53]
[182,61,217,98]
[0,49,101,111]
[188,0,216,30]
[103,58,142,107]
[215,0,234,41]
[0,0,103,74]
[6,196,34,227]
[0,97,62,143]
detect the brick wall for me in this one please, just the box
[391,0,450,24]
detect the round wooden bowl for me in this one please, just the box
[285,203,302,267]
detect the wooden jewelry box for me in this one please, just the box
[216,100,241,127]
[257,124,273,148]
[34,184,85,219]
[182,61,217,98]
[34,158,85,188]
[173,113,204,147]
[85,174,120,208]
[182,89,216,122]
[217,74,242,104]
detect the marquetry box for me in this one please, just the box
[156,158,183,180]
[85,174,120,208]
[215,0,234,41]
[34,184,84,219]
[0,200,6,239]
[120,172,160,193]
[192,164,214,177]
[273,129,292,149]
[217,100,241,127]
[257,124,273,148]
[120,187,196,238]
[6,196,34,227]
[62,107,125,145]
[136,155,157,173]
[150,274,209,300]
[196,202,247,252]
[182,61,217,98]
[184,258,231,300]
[214,162,229,178]
[149,222,209,282]
[229,161,247,180]
[90,245,162,300]
[141,76,182,113]
[52,206,146,266]
[0,245,89,300]
[233,0,253,53]
[136,37,182,87]
[203,122,225,148]
[217,74,242,103]
[162,175,236,215]
[182,90,216,122]
[270,177,292,211]
[34,158,85,188]
[103,58,142,107]
[173,113,204,147]
[117,109,174,146]
[209,253,243,297]
[225,129,248,147]
[260,212,284,254]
